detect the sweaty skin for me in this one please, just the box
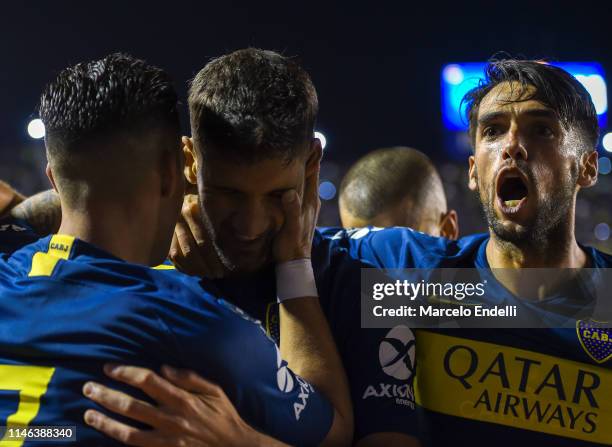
[468,82,598,296]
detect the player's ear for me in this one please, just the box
[45,163,59,193]
[468,155,478,191]
[577,150,598,189]
[182,136,198,185]
[305,137,323,177]
[439,209,459,240]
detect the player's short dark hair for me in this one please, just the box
[40,52,180,156]
[188,48,318,164]
[339,147,442,220]
[463,59,599,151]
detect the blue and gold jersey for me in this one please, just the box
[0,234,333,446]
[317,226,612,446]
[215,229,423,442]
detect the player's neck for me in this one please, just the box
[485,229,590,301]
[57,204,158,266]
[485,231,588,269]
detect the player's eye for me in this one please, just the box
[533,124,555,138]
[269,190,291,200]
[482,125,502,139]
[268,193,285,207]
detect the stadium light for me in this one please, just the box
[603,132,612,153]
[443,65,464,85]
[598,156,611,175]
[594,223,610,241]
[441,62,608,131]
[27,118,45,139]
[575,74,607,114]
[315,131,327,150]
[318,180,336,201]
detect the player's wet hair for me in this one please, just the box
[39,53,180,205]
[41,52,179,152]
[339,147,445,221]
[463,59,599,151]
[188,48,318,165]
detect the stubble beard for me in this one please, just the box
[475,165,576,250]
[198,207,237,272]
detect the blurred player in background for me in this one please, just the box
[0,53,352,447]
[339,146,459,239]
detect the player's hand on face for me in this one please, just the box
[170,194,226,279]
[272,166,321,263]
[82,364,253,447]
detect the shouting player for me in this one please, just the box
[339,146,459,238]
[0,53,352,446]
[319,60,610,445]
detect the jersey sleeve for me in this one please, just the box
[159,294,334,447]
[0,217,39,256]
[318,225,463,269]
[317,226,421,269]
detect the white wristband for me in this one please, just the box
[276,258,318,303]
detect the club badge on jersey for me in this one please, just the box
[577,320,612,364]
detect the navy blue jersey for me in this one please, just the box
[0,234,333,446]
[0,217,39,256]
[317,226,612,446]
[213,230,423,442]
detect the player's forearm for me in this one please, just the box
[0,180,26,217]
[9,189,61,235]
[273,177,351,444]
[280,296,353,446]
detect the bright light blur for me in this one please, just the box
[575,74,607,115]
[598,157,611,175]
[441,62,608,131]
[318,180,336,200]
[603,132,612,153]
[27,119,45,139]
[594,223,610,241]
[315,131,327,150]
[443,65,464,85]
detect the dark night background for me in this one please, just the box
[1,1,610,250]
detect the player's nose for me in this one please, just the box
[502,124,528,162]
[231,201,271,241]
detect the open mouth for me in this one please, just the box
[496,169,529,213]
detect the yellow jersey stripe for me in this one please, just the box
[28,235,75,277]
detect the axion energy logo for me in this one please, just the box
[363,326,416,409]
[379,325,416,381]
[275,347,313,420]
[414,331,612,444]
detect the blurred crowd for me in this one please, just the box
[2,139,610,253]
